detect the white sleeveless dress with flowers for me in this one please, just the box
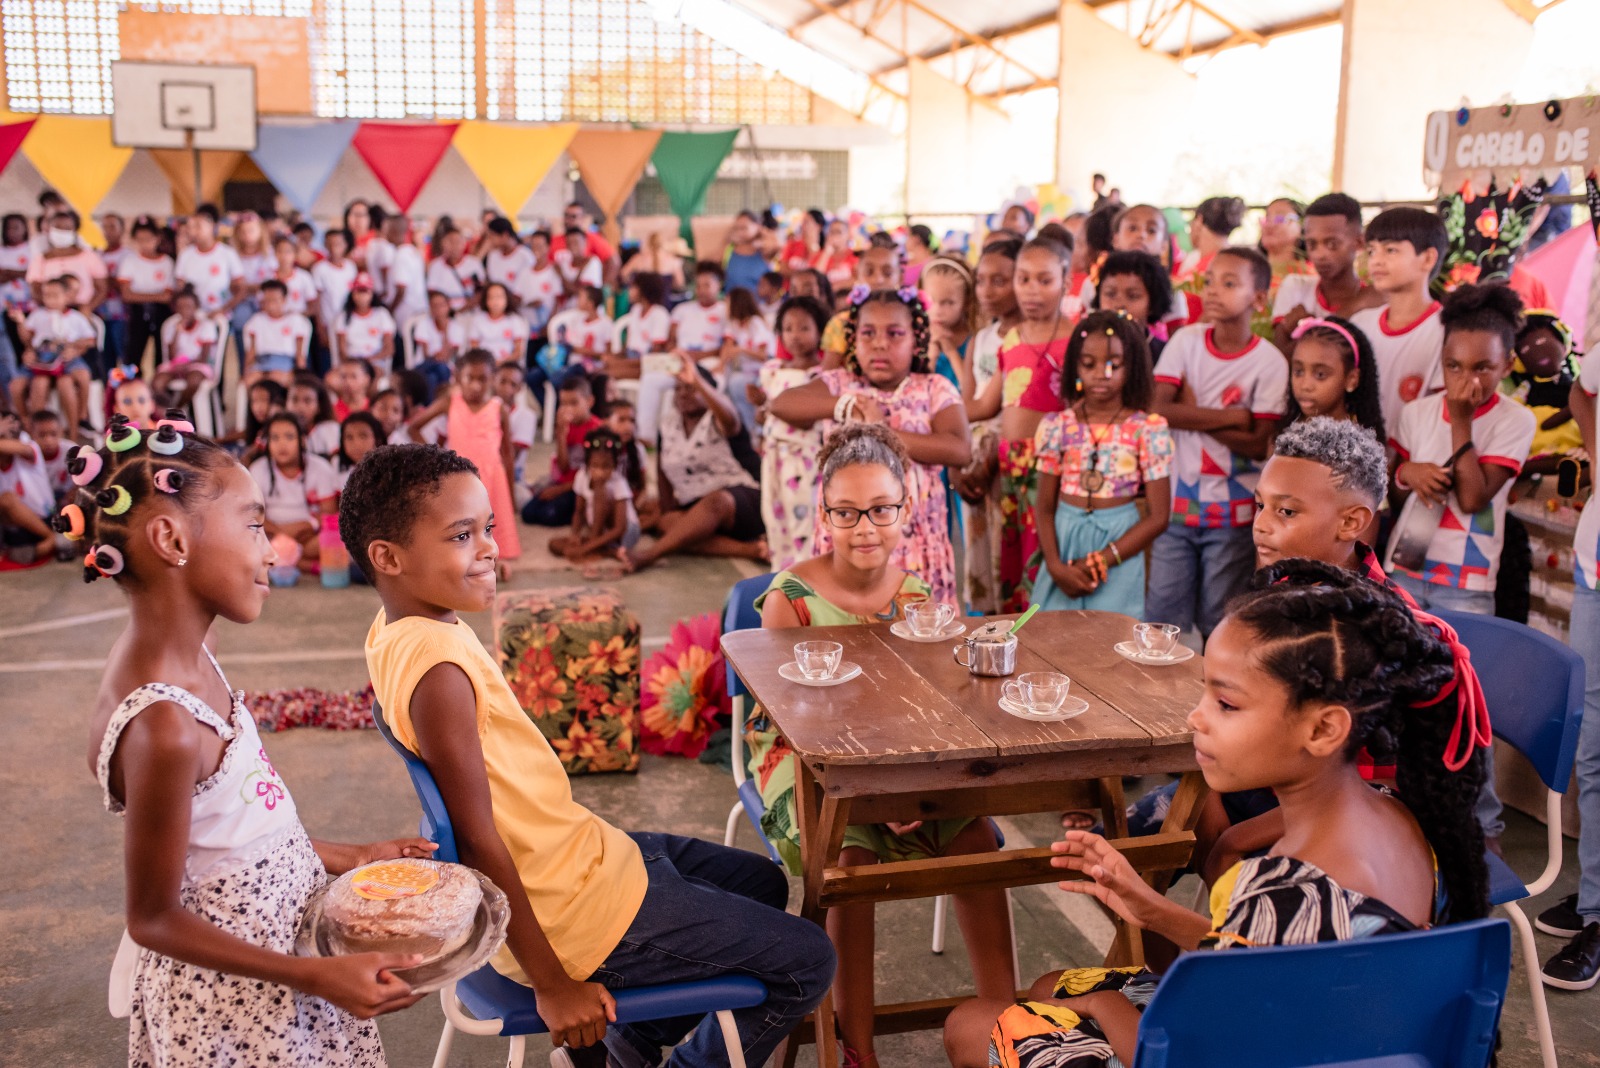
[97,651,384,1067]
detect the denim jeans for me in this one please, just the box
[1567,583,1600,922]
[229,299,259,374]
[1389,572,1505,838]
[0,323,15,394]
[724,361,761,444]
[1144,523,1255,639]
[590,833,835,1068]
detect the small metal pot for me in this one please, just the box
[953,621,1018,677]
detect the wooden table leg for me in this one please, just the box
[790,759,850,1068]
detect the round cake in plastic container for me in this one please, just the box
[323,858,483,964]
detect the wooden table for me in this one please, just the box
[721,609,1207,1068]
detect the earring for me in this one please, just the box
[178,558,187,567]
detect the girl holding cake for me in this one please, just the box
[74,411,435,1067]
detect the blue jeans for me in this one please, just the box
[1144,523,1255,639]
[0,324,15,394]
[1567,583,1600,922]
[229,299,259,373]
[417,358,453,402]
[723,359,761,442]
[1389,572,1505,838]
[590,832,835,1068]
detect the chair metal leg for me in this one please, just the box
[716,1008,747,1068]
[724,800,743,849]
[1502,901,1558,1068]
[542,382,557,443]
[507,1033,526,1068]
[430,1018,457,1068]
[931,894,948,954]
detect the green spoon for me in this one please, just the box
[1009,604,1040,634]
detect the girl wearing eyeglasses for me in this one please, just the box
[747,422,1015,1068]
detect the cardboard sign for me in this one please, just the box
[1425,96,1598,191]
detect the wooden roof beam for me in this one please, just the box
[1182,9,1341,58]
[792,0,864,31]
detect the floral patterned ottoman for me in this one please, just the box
[494,586,641,774]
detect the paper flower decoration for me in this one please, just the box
[640,612,729,758]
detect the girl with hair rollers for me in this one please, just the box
[66,410,434,1067]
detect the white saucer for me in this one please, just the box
[778,661,863,687]
[889,619,968,643]
[999,694,1089,722]
[1114,641,1196,666]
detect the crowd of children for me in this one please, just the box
[15,180,1600,1067]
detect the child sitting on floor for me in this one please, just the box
[746,422,1014,1068]
[342,444,834,1068]
[943,560,1489,1068]
[522,373,603,528]
[0,409,59,563]
[11,276,94,437]
[550,427,640,567]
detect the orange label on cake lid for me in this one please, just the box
[352,862,440,900]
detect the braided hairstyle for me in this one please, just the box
[53,411,240,585]
[842,287,932,376]
[1238,560,1489,920]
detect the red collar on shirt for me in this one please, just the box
[1377,301,1441,337]
[1438,393,1499,422]
[1203,327,1262,360]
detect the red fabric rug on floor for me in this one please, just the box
[246,685,377,732]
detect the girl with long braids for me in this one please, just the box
[944,559,1489,1068]
[68,411,435,1066]
[768,286,971,604]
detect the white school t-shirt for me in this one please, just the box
[485,245,536,292]
[273,268,320,317]
[338,308,397,361]
[670,299,727,352]
[116,253,174,296]
[553,248,604,293]
[425,255,484,311]
[1349,302,1444,436]
[1385,393,1534,592]
[160,316,221,366]
[411,316,466,363]
[1270,273,1335,322]
[613,304,672,356]
[1152,325,1289,529]
[311,260,358,332]
[725,316,776,360]
[0,434,56,518]
[464,311,530,362]
[385,245,428,326]
[239,252,274,288]
[244,311,311,360]
[22,308,96,348]
[574,467,639,530]
[307,420,342,458]
[249,453,339,528]
[175,243,244,313]
[0,243,31,309]
[547,309,613,354]
[517,262,563,332]
[1576,348,1600,588]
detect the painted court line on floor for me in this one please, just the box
[0,607,130,641]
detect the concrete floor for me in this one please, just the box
[3,522,1598,1067]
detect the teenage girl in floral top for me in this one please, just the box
[1031,311,1172,617]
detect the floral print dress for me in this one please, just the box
[97,654,384,1068]
[759,360,825,572]
[811,367,963,604]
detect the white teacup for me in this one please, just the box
[1005,671,1072,715]
[794,640,843,680]
[1133,622,1181,659]
[906,601,957,637]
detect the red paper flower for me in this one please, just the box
[1474,208,1500,240]
[640,612,729,758]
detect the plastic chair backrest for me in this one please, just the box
[371,701,461,863]
[401,313,425,369]
[1431,609,1583,792]
[1133,917,1511,1068]
[722,573,772,702]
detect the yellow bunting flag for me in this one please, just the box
[453,121,577,222]
[567,128,663,249]
[148,149,247,215]
[22,116,133,247]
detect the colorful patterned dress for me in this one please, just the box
[745,570,973,872]
[759,360,825,572]
[996,328,1068,611]
[962,322,1006,614]
[448,392,522,560]
[811,367,963,604]
[990,855,1433,1068]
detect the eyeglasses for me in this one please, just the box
[1265,213,1301,225]
[822,500,906,528]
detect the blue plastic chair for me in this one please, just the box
[371,703,769,1068]
[718,574,1017,977]
[1132,917,1512,1067]
[1434,609,1584,1068]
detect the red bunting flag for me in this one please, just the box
[0,118,38,180]
[350,121,459,213]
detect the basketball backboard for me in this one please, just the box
[111,62,258,152]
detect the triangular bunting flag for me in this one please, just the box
[567,128,662,248]
[453,121,577,221]
[651,127,741,243]
[149,149,246,214]
[351,121,460,213]
[22,115,132,246]
[0,118,37,180]
[251,121,359,216]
